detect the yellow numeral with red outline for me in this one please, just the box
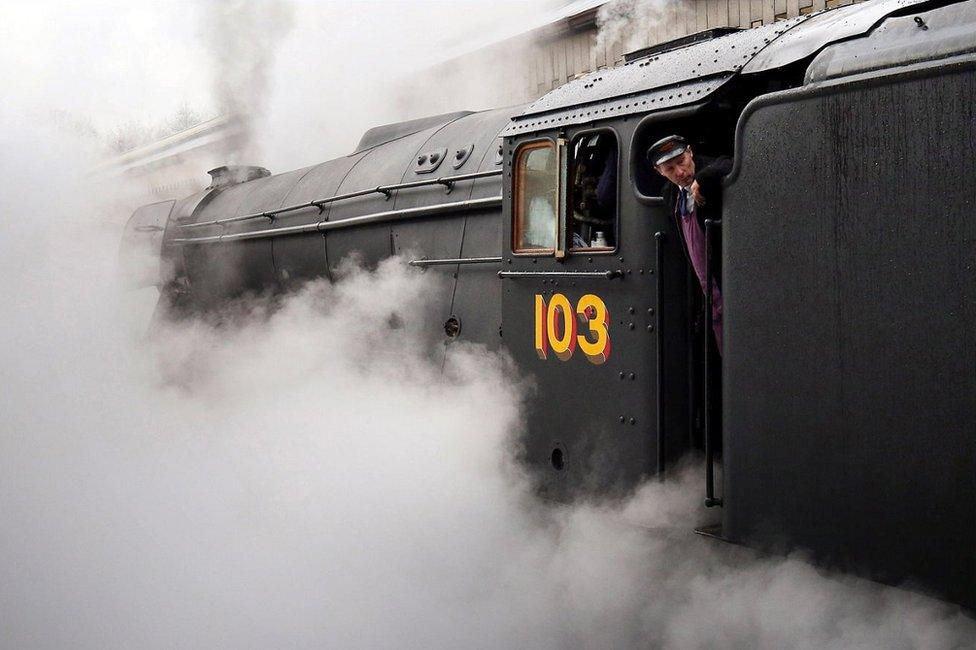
[576,294,611,365]
[534,294,549,359]
[546,293,577,361]
[533,293,611,364]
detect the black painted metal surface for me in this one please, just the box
[354,111,473,153]
[805,0,976,82]
[743,0,933,74]
[723,57,976,606]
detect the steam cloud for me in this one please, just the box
[203,0,295,164]
[596,0,688,55]
[2,2,976,649]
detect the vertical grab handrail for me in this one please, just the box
[704,219,723,508]
[655,232,666,476]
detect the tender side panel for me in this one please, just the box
[723,63,976,606]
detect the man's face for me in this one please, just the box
[654,148,695,187]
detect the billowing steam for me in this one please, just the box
[1,2,975,649]
[203,0,295,164]
[596,0,689,55]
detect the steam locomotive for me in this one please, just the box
[122,0,976,607]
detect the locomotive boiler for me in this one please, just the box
[122,0,976,607]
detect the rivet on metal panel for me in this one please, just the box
[647,325,654,332]
[629,323,635,330]
[629,418,636,425]
[619,372,625,380]
[629,307,635,314]
[619,416,626,423]
[629,373,636,380]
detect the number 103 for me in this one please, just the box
[533,293,611,364]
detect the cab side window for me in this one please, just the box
[513,142,557,253]
[570,133,617,251]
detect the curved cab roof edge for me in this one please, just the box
[503,0,942,136]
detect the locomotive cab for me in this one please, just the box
[501,109,729,500]
[498,25,799,500]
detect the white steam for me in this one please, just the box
[596,0,689,55]
[203,0,295,163]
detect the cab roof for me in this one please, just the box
[502,0,942,136]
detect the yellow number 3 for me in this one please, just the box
[534,293,611,365]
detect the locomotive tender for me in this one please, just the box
[123,0,976,606]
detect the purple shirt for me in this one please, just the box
[678,189,724,354]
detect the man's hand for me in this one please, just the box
[691,180,706,206]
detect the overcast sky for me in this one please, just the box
[1,1,556,137]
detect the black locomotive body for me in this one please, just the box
[123,0,976,606]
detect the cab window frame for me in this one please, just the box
[512,138,558,257]
[566,127,620,255]
[630,104,710,205]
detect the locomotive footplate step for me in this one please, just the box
[693,523,727,542]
